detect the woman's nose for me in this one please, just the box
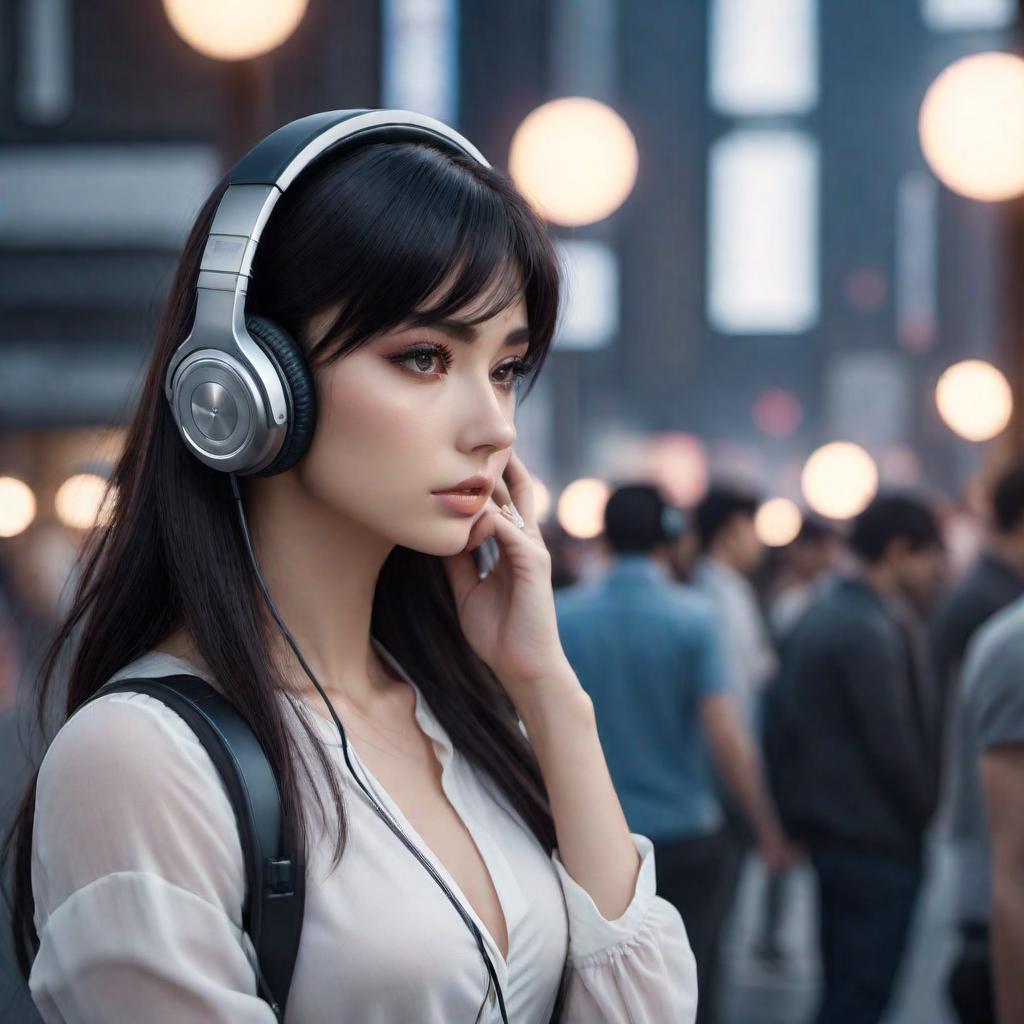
[458,379,516,452]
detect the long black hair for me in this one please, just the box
[2,137,562,979]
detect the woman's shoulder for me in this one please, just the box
[44,649,222,779]
[41,647,217,771]
[33,649,245,922]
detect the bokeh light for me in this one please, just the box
[755,498,803,547]
[919,51,1024,201]
[0,477,37,538]
[557,477,611,540]
[163,0,309,61]
[531,478,552,522]
[753,389,803,438]
[509,98,639,226]
[802,442,879,520]
[55,474,116,531]
[880,445,923,485]
[935,359,1012,441]
[650,433,710,507]
[709,440,763,487]
[843,266,887,313]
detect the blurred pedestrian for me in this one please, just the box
[946,594,1024,1024]
[540,518,582,591]
[930,462,1024,789]
[764,493,945,1024]
[753,513,842,967]
[692,485,777,729]
[691,485,780,976]
[555,483,796,1024]
[767,514,842,641]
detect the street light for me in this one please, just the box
[935,359,1013,441]
[557,477,610,540]
[919,51,1024,202]
[531,479,552,523]
[162,0,309,61]
[755,498,802,547]
[801,442,878,520]
[509,98,638,227]
[0,477,36,539]
[163,0,310,168]
[55,474,116,531]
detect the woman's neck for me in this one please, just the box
[158,469,411,709]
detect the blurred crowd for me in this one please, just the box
[4,465,1024,1023]
[545,467,1024,1024]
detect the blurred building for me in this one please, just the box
[1,3,1023,1019]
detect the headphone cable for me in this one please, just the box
[228,473,509,1024]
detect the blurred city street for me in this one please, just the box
[4,0,1024,1021]
[720,837,959,1024]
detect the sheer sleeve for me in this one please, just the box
[551,833,698,1023]
[29,692,277,1023]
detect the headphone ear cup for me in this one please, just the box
[244,315,317,476]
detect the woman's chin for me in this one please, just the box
[396,521,475,559]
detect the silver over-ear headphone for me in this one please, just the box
[164,109,489,478]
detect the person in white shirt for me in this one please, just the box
[692,486,778,729]
[2,113,697,1023]
[691,484,783,1003]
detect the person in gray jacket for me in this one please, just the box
[765,492,946,1024]
[946,593,1024,1023]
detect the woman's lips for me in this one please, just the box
[433,490,488,516]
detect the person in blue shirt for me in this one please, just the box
[555,483,795,1024]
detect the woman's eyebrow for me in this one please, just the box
[402,315,530,348]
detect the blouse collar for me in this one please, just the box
[131,643,456,764]
[370,635,455,762]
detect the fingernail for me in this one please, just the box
[483,538,500,576]
[474,540,496,579]
[500,502,525,529]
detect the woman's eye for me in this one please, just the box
[493,360,530,390]
[390,344,529,391]
[409,351,439,373]
[389,344,453,377]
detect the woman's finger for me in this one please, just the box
[497,451,538,535]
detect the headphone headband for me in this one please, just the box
[229,109,489,188]
[163,110,490,475]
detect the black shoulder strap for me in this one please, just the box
[85,675,305,1020]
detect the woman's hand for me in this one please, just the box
[440,450,575,712]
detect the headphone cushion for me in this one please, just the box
[244,315,317,475]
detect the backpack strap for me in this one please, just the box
[85,674,305,1020]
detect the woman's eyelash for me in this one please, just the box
[392,342,454,371]
[388,342,530,390]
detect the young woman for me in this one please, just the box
[3,111,697,1023]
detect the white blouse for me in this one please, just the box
[29,642,697,1023]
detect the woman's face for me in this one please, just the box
[295,287,531,557]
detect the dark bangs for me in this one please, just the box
[248,141,561,400]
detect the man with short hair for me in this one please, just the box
[690,485,780,969]
[692,486,778,729]
[555,483,794,1024]
[767,492,945,1024]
